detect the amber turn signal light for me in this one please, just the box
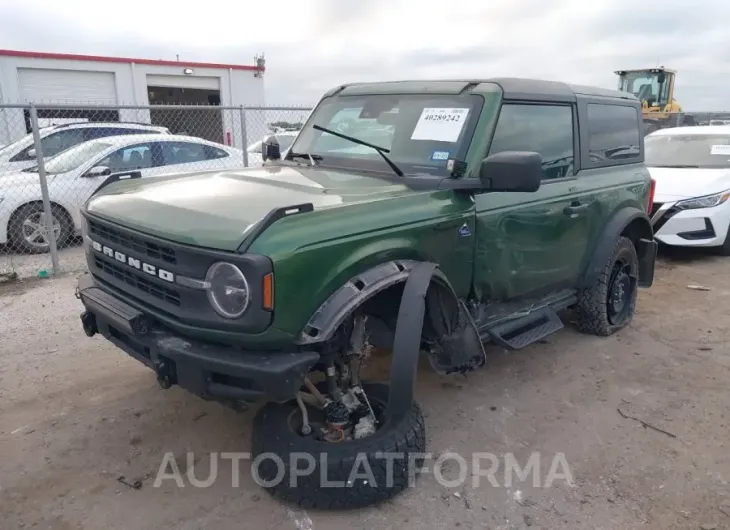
[262,273,274,311]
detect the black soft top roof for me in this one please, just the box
[330,78,636,103]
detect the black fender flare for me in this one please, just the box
[387,261,437,419]
[298,260,485,419]
[297,260,419,345]
[296,260,434,420]
[387,262,485,419]
[579,207,655,289]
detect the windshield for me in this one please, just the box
[618,71,671,107]
[645,134,730,168]
[288,94,482,176]
[34,141,113,174]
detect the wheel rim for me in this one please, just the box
[21,212,61,250]
[607,259,634,325]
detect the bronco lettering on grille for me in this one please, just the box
[90,239,175,283]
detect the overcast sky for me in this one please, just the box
[2,0,728,110]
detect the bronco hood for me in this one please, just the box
[85,165,414,251]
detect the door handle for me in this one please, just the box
[563,201,592,216]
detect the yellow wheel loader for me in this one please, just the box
[615,67,694,134]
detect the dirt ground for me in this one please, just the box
[1,249,729,530]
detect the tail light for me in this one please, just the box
[647,178,656,214]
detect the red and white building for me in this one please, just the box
[0,49,266,148]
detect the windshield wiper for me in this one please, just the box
[288,152,323,166]
[312,124,404,177]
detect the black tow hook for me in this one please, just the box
[81,311,98,337]
[153,359,175,390]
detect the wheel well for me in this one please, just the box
[354,276,460,351]
[359,281,406,332]
[620,217,652,246]
[8,200,73,227]
[7,201,75,241]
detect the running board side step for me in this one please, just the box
[481,307,564,350]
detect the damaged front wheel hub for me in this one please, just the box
[323,401,349,429]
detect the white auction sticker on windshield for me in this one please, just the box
[710,144,730,155]
[411,108,470,142]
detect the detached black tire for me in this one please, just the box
[251,382,425,510]
[575,236,639,336]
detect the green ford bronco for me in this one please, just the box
[77,78,657,509]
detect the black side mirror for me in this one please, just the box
[83,166,112,178]
[479,151,543,192]
[262,135,281,162]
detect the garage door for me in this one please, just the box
[18,68,117,103]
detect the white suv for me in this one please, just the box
[0,122,170,173]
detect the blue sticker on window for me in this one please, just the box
[431,150,450,161]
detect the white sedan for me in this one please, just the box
[646,126,730,254]
[0,134,243,253]
[0,121,170,174]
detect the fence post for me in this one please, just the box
[29,104,60,275]
[240,105,249,167]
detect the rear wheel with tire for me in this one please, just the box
[574,236,639,336]
[251,382,425,509]
[9,203,72,254]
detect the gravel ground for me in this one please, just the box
[0,244,85,281]
[1,250,729,530]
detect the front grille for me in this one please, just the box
[88,219,177,265]
[94,256,181,307]
[84,214,273,335]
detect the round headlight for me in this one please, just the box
[205,262,250,319]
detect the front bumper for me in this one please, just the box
[76,274,319,403]
[652,201,730,247]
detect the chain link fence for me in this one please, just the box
[0,103,312,281]
[2,101,727,281]
[643,111,730,134]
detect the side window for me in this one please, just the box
[96,143,156,171]
[586,104,641,163]
[10,128,85,161]
[84,127,159,141]
[126,128,162,135]
[84,127,122,141]
[204,145,230,160]
[160,142,209,166]
[40,129,85,157]
[489,104,574,180]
